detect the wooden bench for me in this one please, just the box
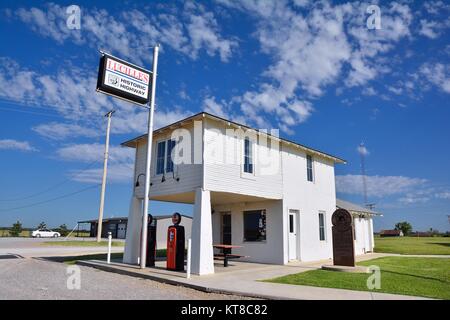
[214,253,249,267]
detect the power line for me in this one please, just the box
[0,158,101,201]
[0,184,101,213]
[0,97,109,127]
[0,105,63,119]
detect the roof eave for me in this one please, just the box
[120,111,346,163]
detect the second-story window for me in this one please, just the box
[166,140,176,173]
[156,141,166,175]
[156,139,176,175]
[306,154,314,182]
[244,137,253,174]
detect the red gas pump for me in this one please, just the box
[166,212,185,271]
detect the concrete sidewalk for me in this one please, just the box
[77,253,431,300]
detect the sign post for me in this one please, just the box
[96,45,158,269]
[140,44,160,269]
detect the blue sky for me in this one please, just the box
[0,0,449,232]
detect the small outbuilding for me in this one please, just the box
[336,199,382,254]
[78,217,129,239]
[379,229,403,237]
[78,214,192,247]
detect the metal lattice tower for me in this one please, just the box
[359,142,368,206]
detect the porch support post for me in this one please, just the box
[191,187,214,275]
[369,217,375,252]
[123,196,143,264]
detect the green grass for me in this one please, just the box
[374,236,450,255]
[42,240,125,247]
[45,249,167,265]
[54,253,125,265]
[266,257,450,299]
[0,229,31,237]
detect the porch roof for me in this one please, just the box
[336,198,382,216]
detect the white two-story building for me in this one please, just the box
[121,112,375,275]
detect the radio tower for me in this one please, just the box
[359,142,375,210]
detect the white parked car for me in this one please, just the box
[31,229,60,238]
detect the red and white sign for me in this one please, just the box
[96,53,151,105]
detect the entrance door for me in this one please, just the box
[221,213,232,254]
[288,210,299,261]
[117,223,126,239]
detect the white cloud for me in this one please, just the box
[185,5,237,62]
[436,192,450,200]
[16,4,81,44]
[419,62,450,94]
[56,143,134,164]
[357,144,369,156]
[419,19,441,39]
[0,57,192,139]
[0,139,38,152]
[0,58,36,102]
[15,3,237,65]
[203,96,228,118]
[32,122,99,140]
[398,194,431,204]
[69,164,134,184]
[217,1,413,130]
[336,174,427,197]
[423,1,450,15]
[56,143,135,184]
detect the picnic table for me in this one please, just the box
[213,244,247,267]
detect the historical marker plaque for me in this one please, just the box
[331,208,355,267]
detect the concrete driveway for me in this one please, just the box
[0,257,249,300]
[0,237,123,258]
[0,238,250,300]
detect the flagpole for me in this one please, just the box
[140,44,159,269]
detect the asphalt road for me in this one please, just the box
[0,237,123,258]
[0,238,249,300]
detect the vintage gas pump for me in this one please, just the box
[166,212,185,271]
[146,214,157,267]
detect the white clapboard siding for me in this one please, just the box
[133,122,202,199]
[203,118,283,199]
[280,143,337,262]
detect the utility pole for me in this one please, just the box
[359,142,368,206]
[140,44,159,268]
[96,110,115,242]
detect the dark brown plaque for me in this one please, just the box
[331,208,355,267]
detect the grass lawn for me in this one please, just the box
[0,229,31,237]
[266,257,450,299]
[374,236,450,255]
[42,240,125,247]
[52,252,125,265]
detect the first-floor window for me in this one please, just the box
[318,212,326,241]
[243,210,266,241]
